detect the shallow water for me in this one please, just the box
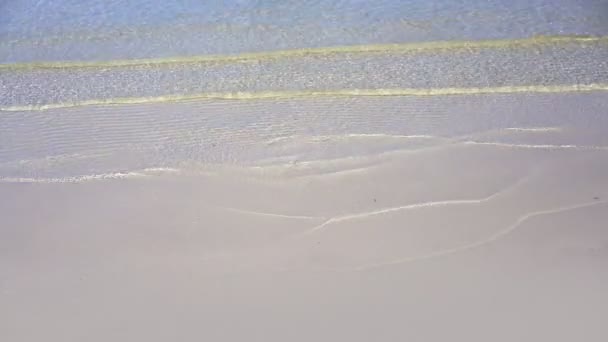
[0,1,607,189]
[2,92,608,181]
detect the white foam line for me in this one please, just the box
[219,207,323,220]
[4,83,608,112]
[0,171,147,183]
[314,133,445,141]
[463,141,608,150]
[0,167,181,184]
[300,173,532,236]
[142,167,181,173]
[264,133,444,145]
[345,133,442,139]
[504,127,563,133]
[3,140,606,184]
[293,163,383,179]
[250,141,455,172]
[254,140,608,178]
[353,199,608,271]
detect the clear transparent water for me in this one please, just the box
[1,1,608,179]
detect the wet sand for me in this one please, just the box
[2,92,608,341]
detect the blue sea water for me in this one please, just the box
[1,0,607,62]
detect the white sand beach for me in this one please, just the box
[2,92,608,341]
[2,1,608,341]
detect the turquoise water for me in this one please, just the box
[1,0,607,62]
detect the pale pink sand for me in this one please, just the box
[2,138,607,341]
